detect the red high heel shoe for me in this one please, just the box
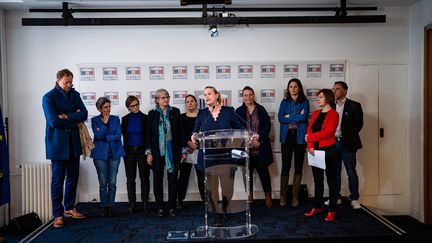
[304,208,324,217]
[325,211,336,222]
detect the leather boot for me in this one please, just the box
[265,192,273,208]
[249,193,254,205]
[280,176,289,207]
[292,174,302,207]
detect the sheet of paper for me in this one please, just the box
[307,150,326,170]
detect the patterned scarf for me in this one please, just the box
[157,106,174,173]
[246,106,260,155]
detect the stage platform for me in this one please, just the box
[4,198,424,243]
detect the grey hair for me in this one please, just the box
[154,88,169,106]
[96,96,110,110]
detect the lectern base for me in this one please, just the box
[191,224,259,240]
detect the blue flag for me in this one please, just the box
[0,105,10,205]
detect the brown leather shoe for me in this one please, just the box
[53,217,64,228]
[64,208,85,219]
[265,192,273,208]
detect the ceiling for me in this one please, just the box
[0,0,422,10]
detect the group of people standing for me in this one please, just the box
[43,68,363,228]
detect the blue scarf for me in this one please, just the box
[156,106,174,173]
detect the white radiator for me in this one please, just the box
[21,164,52,223]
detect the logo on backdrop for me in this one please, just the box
[104,92,119,105]
[284,64,299,78]
[125,67,142,80]
[329,64,345,78]
[238,89,243,104]
[82,92,96,106]
[238,65,253,79]
[102,67,118,81]
[195,90,232,109]
[261,64,276,78]
[307,64,322,78]
[127,91,142,103]
[85,115,95,129]
[173,90,188,104]
[149,66,164,80]
[80,67,95,81]
[194,66,209,79]
[172,66,188,80]
[260,89,276,103]
[216,65,231,79]
[150,91,156,105]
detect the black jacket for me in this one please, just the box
[341,98,363,152]
[146,106,185,166]
[235,102,274,166]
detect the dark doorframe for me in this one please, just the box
[424,24,432,225]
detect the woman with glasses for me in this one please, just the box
[121,95,150,214]
[91,97,125,217]
[146,89,187,217]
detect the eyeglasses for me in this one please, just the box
[129,103,139,108]
[159,96,170,100]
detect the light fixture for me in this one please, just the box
[209,25,218,37]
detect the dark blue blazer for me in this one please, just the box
[235,102,274,166]
[90,115,125,160]
[121,111,148,149]
[193,106,244,171]
[42,86,88,160]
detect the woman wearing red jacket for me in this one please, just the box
[304,89,340,222]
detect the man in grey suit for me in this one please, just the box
[331,81,363,209]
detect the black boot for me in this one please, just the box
[108,206,116,217]
[214,214,223,227]
[128,202,136,214]
[101,206,108,217]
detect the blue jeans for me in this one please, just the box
[51,157,80,217]
[335,139,360,200]
[93,157,121,207]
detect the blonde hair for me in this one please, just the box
[204,86,221,104]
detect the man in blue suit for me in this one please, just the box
[42,69,88,228]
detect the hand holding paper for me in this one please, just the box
[307,150,326,169]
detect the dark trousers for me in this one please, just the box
[281,130,307,176]
[311,145,340,211]
[177,162,205,202]
[51,156,80,217]
[249,156,272,193]
[153,156,178,210]
[124,146,150,204]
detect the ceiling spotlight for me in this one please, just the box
[209,25,218,37]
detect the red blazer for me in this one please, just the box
[306,109,339,150]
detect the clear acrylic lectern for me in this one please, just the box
[191,129,259,240]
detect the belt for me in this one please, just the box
[336,137,342,141]
[127,145,144,150]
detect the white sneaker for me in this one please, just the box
[351,200,361,209]
[324,199,342,205]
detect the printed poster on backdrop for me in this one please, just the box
[127,91,142,102]
[149,91,156,105]
[216,65,231,79]
[194,66,209,79]
[104,92,119,105]
[102,67,118,81]
[149,66,164,80]
[195,90,232,109]
[261,65,276,79]
[238,64,253,79]
[173,90,188,104]
[260,89,276,103]
[307,64,322,78]
[82,92,96,106]
[173,66,188,80]
[284,64,299,78]
[329,64,344,78]
[125,67,141,80]
[80,67,95,81]
[237,90,243,104]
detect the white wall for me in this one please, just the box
[4,7,416,219]
[408,0,432,222]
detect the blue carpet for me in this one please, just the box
[2,198,411,243]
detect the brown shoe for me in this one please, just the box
[64,208,85,219]
[265,192,273,208]
[53,217,64,228]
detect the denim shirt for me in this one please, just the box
[278,98,309,144]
